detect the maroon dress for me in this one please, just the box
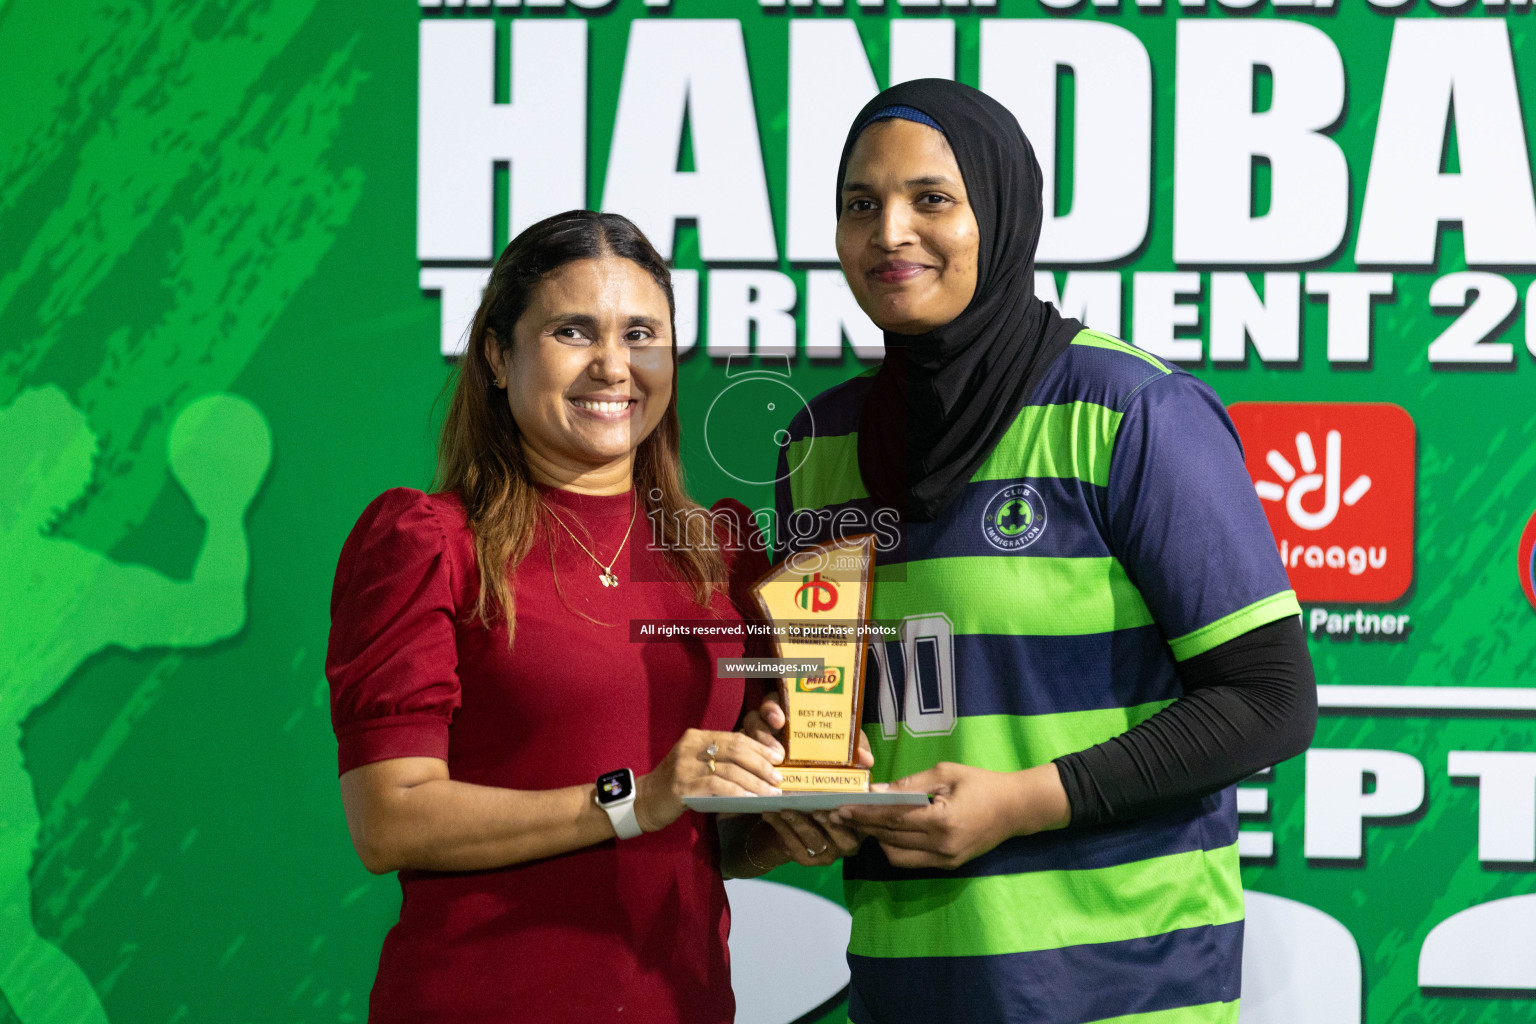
[326,486,768,1024]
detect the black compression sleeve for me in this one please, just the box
[1053,615,1317,828]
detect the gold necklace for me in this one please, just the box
[543,494,638,588]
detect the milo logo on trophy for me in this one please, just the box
[752,535,874,794]
[795,667,844,693]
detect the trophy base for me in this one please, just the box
[777,766,870,793]
[682,790,929,813]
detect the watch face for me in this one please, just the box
[596,769,633,805]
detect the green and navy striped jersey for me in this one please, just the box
[773,330,1300,1024]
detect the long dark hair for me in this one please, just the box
[436,210,725,644]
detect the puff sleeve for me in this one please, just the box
[326,488,464,775]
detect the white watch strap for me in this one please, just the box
[604,796,643,840]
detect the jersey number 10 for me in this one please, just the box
[868,613,958,739]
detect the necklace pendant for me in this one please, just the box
[600,572,619,588]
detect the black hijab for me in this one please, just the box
[838,80,1082,522]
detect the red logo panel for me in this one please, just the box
[1519,509,1536,614]
[1228,403,1415,604]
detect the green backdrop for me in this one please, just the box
[3,0,1535,1021]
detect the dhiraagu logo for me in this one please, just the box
[795,667,844,693]
[1229,402,1414,603]
[982,483,1048,551]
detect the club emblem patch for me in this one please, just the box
[982,483,1047,551]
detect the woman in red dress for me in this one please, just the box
[326,211,820,1023]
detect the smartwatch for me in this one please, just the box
[595,768,643,839]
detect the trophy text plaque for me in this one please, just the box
[751,534,875,794]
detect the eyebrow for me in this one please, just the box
[842,175,958,192]
[543,313,666,331]
[543,313,598,333]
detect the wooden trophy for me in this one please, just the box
[750,534,875,794]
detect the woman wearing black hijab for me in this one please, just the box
[748,80,1316,1023]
